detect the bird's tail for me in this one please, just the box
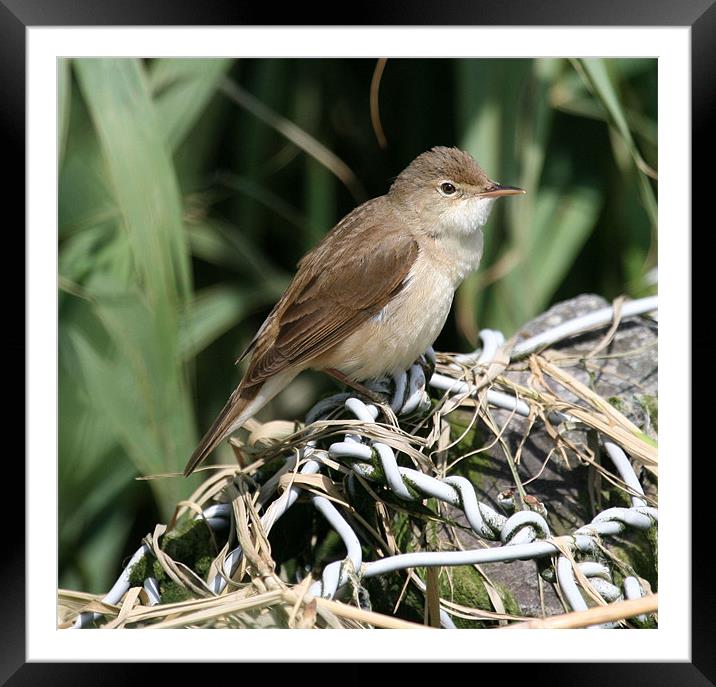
[183,368,299,477]
[183,392,251,477]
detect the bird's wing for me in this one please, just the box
[183,198,418,477]
[240,198,419,394]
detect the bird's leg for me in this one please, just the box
[324,368,387,405]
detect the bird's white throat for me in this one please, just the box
[438,196,495,283]
[447,196,496,234]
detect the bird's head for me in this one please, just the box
[388,146,524,235]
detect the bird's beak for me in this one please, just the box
[480,183,526,198]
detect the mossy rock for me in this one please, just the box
[363,564,520,628]
[362,572,426,625]
[638,394,658,433]
[438,565,521,628]
[127,519,219,604]
[608,525,658,592]
[446,409,494,491]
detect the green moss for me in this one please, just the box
[152,558,167,582]
[392,512,415,553]
[452,455,493,494]
[496,583,521,617]
[609,525,658,592]
[639,394,658,433]
[363,573,425,624]
[127,554,151,587]
[366,450,430,505]
[124,520,218,603]
[341,518,521,627]
[448,410,493,490]
[439,566,520,628]
[399,476,425,500]
[162,519,213,568]
[160,580,191,604]
[368,449,385,481]
[630,614,658,629]
[195,555,213,578]
[646,523,658,580]
[448,410,485,452]
[608,396,623,412]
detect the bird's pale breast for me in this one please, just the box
[314,210,486,381]
[316,251,456,380]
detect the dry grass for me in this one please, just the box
[505,593,658,629]
[59,340,657,630]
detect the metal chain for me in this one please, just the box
[72,296,658,629]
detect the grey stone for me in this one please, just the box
[444,294,658,617]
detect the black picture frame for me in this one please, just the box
[6,0,708,682]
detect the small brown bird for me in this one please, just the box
[184,146,524,476]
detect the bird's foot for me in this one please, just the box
[325,352,434,418]
[417,346,437,381]
[393,363,432,416]
[325,368,388,406]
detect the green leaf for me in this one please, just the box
[218,171,309,233]
[179,285,253,362]
[58,223,115,303]
[59,80,118,239]
[186,219,288,294]
[495,59,562,325]
[148,58,234,151]
[74,58,192,321]
[456,59,533,340]
[58,58,72,165]
[550,93,657,147]
[222,75,365,202]
[66,285,199,514]
[573,59,657,229]
[293,73,336,249]
[527,184,603,307]
[73,508,136,594]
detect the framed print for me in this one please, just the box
[6,0,710,682]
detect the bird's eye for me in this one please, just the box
[439,182,457,196]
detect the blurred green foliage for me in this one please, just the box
[59,58,657,592]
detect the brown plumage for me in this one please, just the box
[184,197,419,476]
[184,147,523,476]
